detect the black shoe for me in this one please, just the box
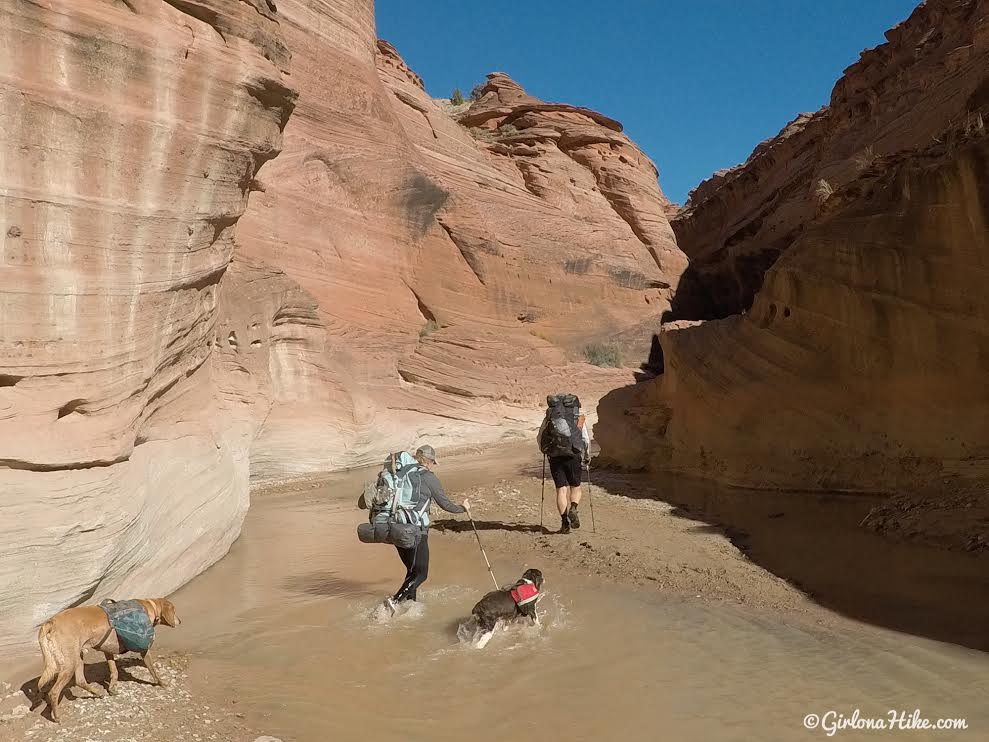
[568,503,581,529]
[560,513,571,534]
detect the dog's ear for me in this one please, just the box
[158,599,181,628]
[145,599,162,625]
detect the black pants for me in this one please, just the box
[393,531,429,602]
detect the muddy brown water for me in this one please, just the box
[166,454,987,741]
[6,450,988,741]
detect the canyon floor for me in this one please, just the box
[2,447,987,742]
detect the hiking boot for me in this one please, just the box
[383,597,398,616]
[560,513,571,534]
[568,503,581,529]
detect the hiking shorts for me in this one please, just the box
[548,455,582,488]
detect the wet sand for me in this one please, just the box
[3,446,988,741]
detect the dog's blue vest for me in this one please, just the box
[99,599,155,654]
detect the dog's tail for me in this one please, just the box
[37,621,59,691]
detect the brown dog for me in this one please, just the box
[36,598,180,722]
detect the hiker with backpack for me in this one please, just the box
[537,394,591,534]
[358,444,470,612]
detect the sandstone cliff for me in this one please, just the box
[0,0,687,651]
[598,0,989,549]
[230,0,688,481]
[0,0,296,650]
[600,126,988,488]
[672,0,989,319]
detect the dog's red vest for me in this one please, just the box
[510,581,539,606]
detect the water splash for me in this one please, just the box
[367,597,427,625]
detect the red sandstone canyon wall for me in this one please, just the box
[230,0,688,482]
[0,0,687,650]
[0,0,296,649]
[597,0,989,532]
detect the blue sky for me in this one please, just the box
[376,0,919,204]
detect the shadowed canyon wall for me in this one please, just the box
[0,0,687,650]
[598,0,989,533]
[672,0,989,319]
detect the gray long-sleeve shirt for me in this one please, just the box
[413,469,465,515]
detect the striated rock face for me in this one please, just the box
[597,0,989,544]
[598,127,989,502]
[672,0,989,319]
[599,0,989,529]
[232,0,688,481]
[0,0,295,650]
[0,0,686,651]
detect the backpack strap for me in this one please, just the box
[390,462,428,523]
[387,453,401,515]
[409,467,432,525]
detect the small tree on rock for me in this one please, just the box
[450,88,465,106]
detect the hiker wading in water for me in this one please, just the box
[387,445,469,611]
[538,395,591,534]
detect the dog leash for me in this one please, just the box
[465,505,500,589]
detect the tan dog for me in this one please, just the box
[36,598,180,722]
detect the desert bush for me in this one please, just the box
[584,342,623,368]
[420,320,440,337]
[499,124,521,137]
[450,88,465,106]
[853,145,877,172]
[813,178,835,206]
[469,84,486,102]
[468,127,497,143]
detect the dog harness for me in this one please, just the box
[99,599,155,654]
[510,579,539,607]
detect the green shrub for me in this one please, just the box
[450,88,465,106]
[584,342,623,368]
[469,84,486,102]
[420,320,440,337]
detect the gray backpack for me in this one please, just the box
[357,452,429,549]
[539,394,583,458]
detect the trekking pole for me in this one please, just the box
[540,455,546,531]
[465,506,500,589]
[585,460,597,534]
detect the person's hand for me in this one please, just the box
[462,498,471,512]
